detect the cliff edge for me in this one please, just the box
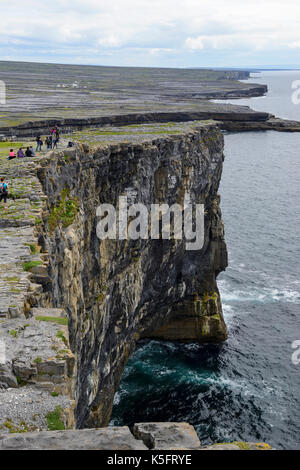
[0,122,227,431]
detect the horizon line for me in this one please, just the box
[1,58,300,71]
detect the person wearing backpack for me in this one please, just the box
[0,177,8,209]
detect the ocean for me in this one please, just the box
[110,71,300,450]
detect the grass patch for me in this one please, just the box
[3,419,37,434]
[33,357,42,364]
[56,330,68,346]
[9,287,20,293]
[9,329,18,338]
[4,276,19,282]
[56,349,70,360]
[46,406,65,431]
[36,316,68,326]
[0,141,28,157]
[16,376,27,387]
[48,187,79,232]
[22,260,43,271]
[25,243,40,254]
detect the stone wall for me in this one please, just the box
[0,156,76,432]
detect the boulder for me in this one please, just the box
[133,422,201,450]
[0,427,148,450]
[0,364,18,388]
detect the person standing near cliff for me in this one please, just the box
[0,177,8,209]
[52,127,60,149]
[45,136,52,150]
[52,135,59,149]
[36,136,43,152]
[50,126,56,138]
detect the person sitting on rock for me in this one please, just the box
[0,177,8,209]
[17,147,25,158]
[8,149,16,160]
[29,146,36,157]
[25,147,32,157]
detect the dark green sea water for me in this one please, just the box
[110,71,300,449]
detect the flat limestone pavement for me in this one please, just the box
[0,149,75,432]
[0,427,147,450]
[0,423,272,450]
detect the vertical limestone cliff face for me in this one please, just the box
[35,124,228,429]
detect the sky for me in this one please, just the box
[1,0,300,68]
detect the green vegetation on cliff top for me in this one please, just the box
[48,187,79,232]
[36,316,68,326]
[46,406,65,431]
[22,260,43,272]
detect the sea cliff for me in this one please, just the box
[36,123,228,428]
[0,122,227,431]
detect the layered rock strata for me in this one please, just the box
[0,107,270,138]
[0,123,227,431]
[33,123,228,428]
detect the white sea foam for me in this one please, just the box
[112,391,121,405]
[269,288,300,303]
[219,278,300,304]
[222,304,236,328]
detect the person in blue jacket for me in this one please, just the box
[0,177,8,209]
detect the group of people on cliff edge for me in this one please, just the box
[36,126,60,151]
[34,125,60,152]
[8,146,36,160]
[7,125,61,161]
